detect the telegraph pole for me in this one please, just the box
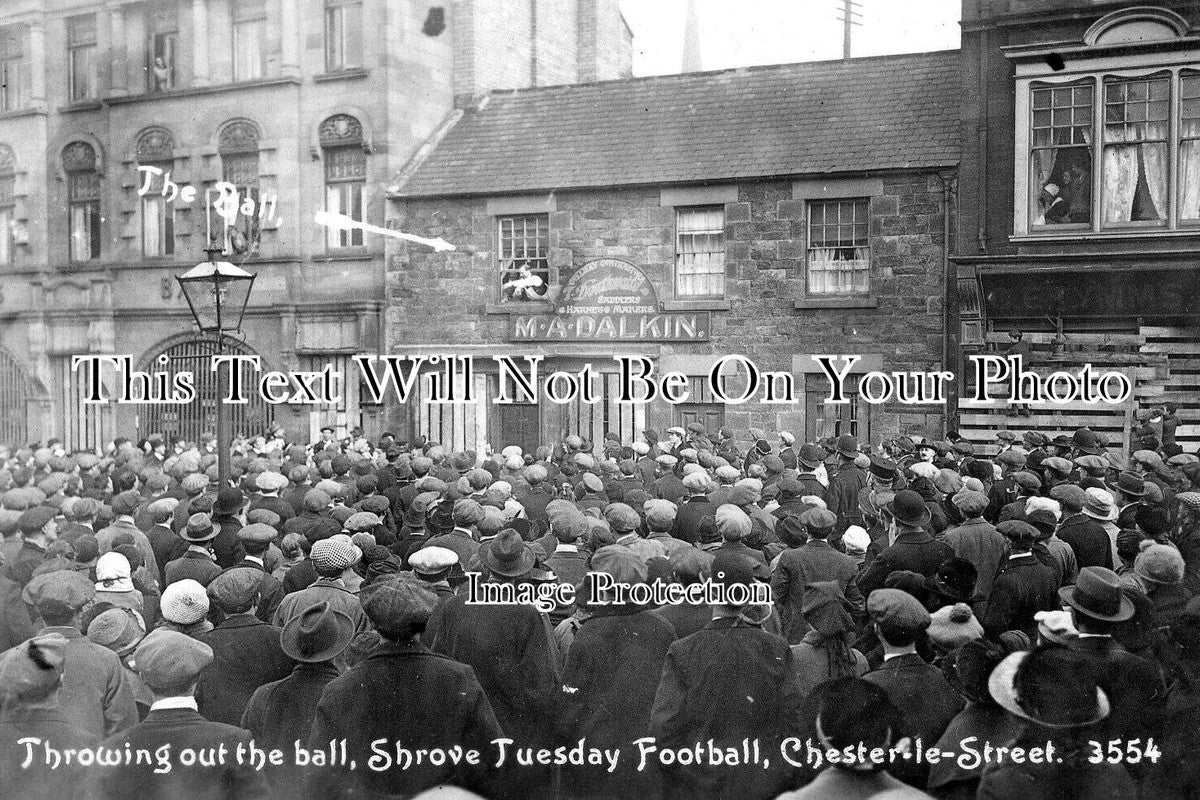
[838,0,862,59]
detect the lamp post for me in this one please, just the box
[176,249,255,488]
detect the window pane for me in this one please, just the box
[1032,147,1091,225]
[71,202,98,261]
[675,206,725,297]
[70,45,95,100]
[1101,76,1169,225]
[142,196,162,256]
[807,199,869,295]
[0,206,11,265]
[233,20,264,81]
[149,33,177,92]
[498,214,549,301]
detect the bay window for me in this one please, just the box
[1023,66,1200,233]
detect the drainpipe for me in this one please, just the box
[941,172,959,436]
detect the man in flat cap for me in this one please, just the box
[423,497,483,569]
[980,520,1059,640]
[196,567,294,725]
[671,470,713,544]
[97,490,160,584]
[714,426,741,466]
[142,497,185,588]
[309,574,503,800]
[88,631,269,800]
[24,568,137,739]
[7,505,57,588]
[274,537,370,634]
[608,502,665,562]
[650,552,801,800]
[942,489,1006,605]
[652,454,686,504]
[407,545,459,599]
[861,587,964,788]
[220,523,284,623]
[773,507,863,644]
[1052,483,1113,570]
[0,633,97,799]
[250,470,295,524]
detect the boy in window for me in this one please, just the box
[501,262,546,302]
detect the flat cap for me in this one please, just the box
[952,489,989,516]
[345,511,382,533]
[1011,471,1042,492]
[867,588,931,633]
[1041,456,1074,476]
[111,490,142,517]
[237,523,277,544]
[24,569,95,610]
[360,573,438,636]
[207,567,262,609]
[715,504,752,541]
[639,498,674,526]
[17,506,57,535]
[255,471,289,492]
[407,546,459,575]
[591,545,648,585]
[0,633,69,701]
[996,450,1027,468]
[86,608,144,656]
[303,489,333,513]
[580,473,604,493]
[452,498,485,526]
[130,630,213,688]
[311,537,362,572]
[1049,483,1088,510]
[996,519,1041,544]
[655,454,678,467]
[681,471,710,492]
[603,503,641,532]
[799,507,837,531]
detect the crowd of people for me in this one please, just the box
[0,420,1199,800]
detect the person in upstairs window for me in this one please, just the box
[501,262,546,301]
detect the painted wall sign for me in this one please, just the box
[506,258,712,342]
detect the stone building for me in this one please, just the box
[384,51,960,455]
[0,0,631,450]
[954,0,1200,457]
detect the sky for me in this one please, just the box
[619,0,962,76]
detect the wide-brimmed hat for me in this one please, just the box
[1082,488,1118,522]
[797,444,827,470]
[483,529,536,578]
[1107,471,1146,498]
[1059,566,1134,622]
[835,435,859,458]
[988,646,1109,728]
[181,512,218,543]
[280,601,355,663]
[886,490,930,527]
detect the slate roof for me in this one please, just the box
[391,49,962,198]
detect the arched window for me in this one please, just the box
[136,127,175,257]
[320,114,366,248]
[0,145,14,266]
[62,141,100,262]
[213,120,260,254]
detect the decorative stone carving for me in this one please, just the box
[318,114,363,146]
[62,141,97,173]
[219,120,260,154]
[136,127,175,162]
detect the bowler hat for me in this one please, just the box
[886,490,930,527]
[1059,566,1134,622]
[280,601,355,663]
[213,487,245,516]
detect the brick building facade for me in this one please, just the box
[0,0,631,450]
[384,52,960,455]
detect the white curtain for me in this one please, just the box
[1181,120,1200,220]
[0,208,10,265]
[809,248,836,294]
[1103,123,1140,223]
[142,197,162,256]
[1142,121,1169,221]
[1031,148,1057,225]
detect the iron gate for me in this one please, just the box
[138,337,273,444]
[0,346,31,446]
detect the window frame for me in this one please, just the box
[323,146,366,249]
[496,213,550,303]
[805,197,872,297]
[66,14,97,103]
[0,171,14,266]
[232,1,267,83]
[673,205,726,299]
[325,0,363,72]
[68,171,101,263]
[139,161,175,258]
[0,26,23,112]
[1015,58,1200,237]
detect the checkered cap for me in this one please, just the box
[311,537,362,572]
[161,579,209,625]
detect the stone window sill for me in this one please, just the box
[661,299,730,311]
[794,296,878,310]
[314,68,369,83]
[104,76,301,106]
[485,301,554,315]
[0,106,47,119]
[59,100,103,113]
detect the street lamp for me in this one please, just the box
[177,248,256,487]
